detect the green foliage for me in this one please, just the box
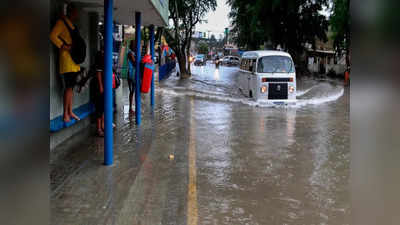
[192,35,224,53]
[210,34,216,42]
[228,0,330,57]
[330,0,350,56]
[165,0,217,76]
[197,41,209,55]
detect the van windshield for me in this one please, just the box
[257,56,294,73]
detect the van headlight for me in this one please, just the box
[289,85,295,93]
[261,85,267,93]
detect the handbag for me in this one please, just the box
[113,71,121,89]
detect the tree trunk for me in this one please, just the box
[346,32,350,71]
[186,42,192,75]
[346,48,350,72]
[177,49,189,78]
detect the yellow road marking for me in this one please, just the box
[187,99,198,225]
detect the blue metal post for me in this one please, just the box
[150,25,155,108]
[135,12,142,125]
[104,0,113,165]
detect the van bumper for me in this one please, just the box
[257,99,297,105]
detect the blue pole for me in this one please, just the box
[150,25,155,108]
[135,12,142,125]
[104,0,113,165]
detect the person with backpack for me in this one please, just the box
[50,3,86,122]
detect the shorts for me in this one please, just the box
[63,72,79,89]
[95,93,104,118]
[127,78,136,93]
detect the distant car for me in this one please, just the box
[221,56,240,66]
[194,54,205,66]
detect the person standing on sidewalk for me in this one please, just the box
[94,49,105,136]
[49,3,81,122]
[127,39,137,115]
[94,48,118,137]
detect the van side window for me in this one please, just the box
[247,59,256,72]
[248,60,253,72]
[240,59,245,70]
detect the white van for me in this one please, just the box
[238,50,296,103]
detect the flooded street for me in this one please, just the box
[161,63,349,224]
[51,63,349,225]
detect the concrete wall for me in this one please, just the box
[50,0,99,149]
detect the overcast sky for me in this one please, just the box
[195,0,231,39]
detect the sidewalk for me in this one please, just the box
[51,82,192,225]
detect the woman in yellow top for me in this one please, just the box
[49,3,81,122]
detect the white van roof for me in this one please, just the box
[241,50,292,59]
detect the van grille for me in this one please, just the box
[268,83,288,99]
[262,78,291,82]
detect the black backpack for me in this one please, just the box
[61,19,86,64]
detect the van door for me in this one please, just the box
[248,59,257,98]
[239,59,248,95]
[245,59,252,97]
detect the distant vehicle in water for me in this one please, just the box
[221,56,240,66]
[194,54,205,66]
[238,50,296,103]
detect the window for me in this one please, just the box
[241,59,249,70]
[241,59,256,71]
[248,59,256,72]
[257,56,294,73]
[245,59,250,71]
[240,59,245,70]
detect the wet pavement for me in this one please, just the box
[51,62,349,225]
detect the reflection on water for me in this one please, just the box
[214,68,220,81]
[164,64,349,224]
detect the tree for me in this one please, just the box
[228,0,330,62]
[165,0,217,78]
[197,41,209,55]
[330,0,350,68]
[210,34,216,41]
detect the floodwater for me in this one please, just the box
[51,62,349,225]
